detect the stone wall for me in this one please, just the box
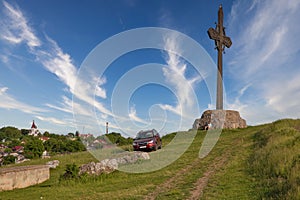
[0,165,50,191]
[193,110,247,130]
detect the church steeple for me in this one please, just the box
[31,120,37,129]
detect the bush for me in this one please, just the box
[60,163,79,180]
[2,155,15,165]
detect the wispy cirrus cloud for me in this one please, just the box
[226,0,300,124]
[0,1,111,127]
[128,105,148,125]
[35,115,67,126]
[1,1,40,47]
[159,34,201,120]
[0,86,46,114]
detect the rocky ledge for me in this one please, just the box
[79,152,150,175]
[193,110,247,130]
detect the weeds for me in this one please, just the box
[248,119,300,199]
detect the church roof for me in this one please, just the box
[31,120,37,129]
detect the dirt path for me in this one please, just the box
[188,153,229,200]
[144,150,230,200]
[144,158,200,200]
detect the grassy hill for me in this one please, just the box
[1,119,300,199]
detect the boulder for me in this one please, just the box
[79,152,150,175]
[46,160,60,169]
[193,110,247,130]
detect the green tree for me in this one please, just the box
[75,131,80,138]
[43,131,50,137]
[0,126,21,141]
[105,132,122,144]
[67,132,75,138]
[21,129,30,135]
[2,155,15,165]
[24,138,44,158]
[4,148,12,153]
[8,139,21,148]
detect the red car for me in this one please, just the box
[133,129,162,151]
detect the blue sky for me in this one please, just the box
[0,0,300,137]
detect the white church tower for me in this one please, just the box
[29,120,40,136]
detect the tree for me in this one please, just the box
[24,138,44,158]
[0,126,21,141]
[2,155,15,165]
[105,132,122,144]
[43,131,50,137]
[8,139,21,148]
[67,132,75,138]
[4,148,12,154]
[21,129,30,135]
[75,131,80,137]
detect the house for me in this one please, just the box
[0,144,8,150]
[42,150,50,159]
[12,146,24,153]
[15,154,29,164]
[79,133,93,139]
[39,136,50,143]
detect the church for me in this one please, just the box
[28,120,40,136]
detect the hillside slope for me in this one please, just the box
[0,119,299,199]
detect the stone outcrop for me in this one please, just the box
[0,165,50,191]
[79,152,150,175]
[46,160,60,169]
[193,110,247,130]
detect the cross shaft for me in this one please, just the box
[207,5,232,110]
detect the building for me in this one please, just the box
[28,120,40,136]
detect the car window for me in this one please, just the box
[136,131,154,139]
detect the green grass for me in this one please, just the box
[1,120,300,199]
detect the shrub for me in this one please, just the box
[2,155,15,165]
[60,163,79,180]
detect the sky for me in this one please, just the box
[0,0,300,137]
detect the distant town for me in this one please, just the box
[0,121,132,166]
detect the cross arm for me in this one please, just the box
[207,27,218,40]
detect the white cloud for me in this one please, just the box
[160,34,201,120]
[1,1,41,47]
[0,86,46,114]
[93,76,107,99]
[36,36,77,93]
[46,95,92,117]
[0,1,113,129]
[227,0,300,124]
[128,106,148,124]
[35,115,67,125]
[0,87,8,94]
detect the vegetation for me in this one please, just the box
[2,155,15,165]
[0,119,300,199]
[0,126,86,165]
[60,163,80,180]
[248,119,300,199]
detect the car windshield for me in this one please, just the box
[135,131,154,139]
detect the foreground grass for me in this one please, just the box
[1,119,300,199]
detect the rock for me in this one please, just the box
[193,110,247,130]
[46,160,60,169]
[139,152,150,160]
[79,152,150,176]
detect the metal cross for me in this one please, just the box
[207,4,232,110]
